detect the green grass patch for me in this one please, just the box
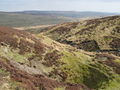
[59,51,115,89]
[0,68,9,76]
[0,46,34,64]
[54,87,65,90]
[114,59,120,64]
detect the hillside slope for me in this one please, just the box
[0,27,89,90]
[41,15,120,56]
[0,27,120,90]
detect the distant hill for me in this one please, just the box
[14,11,118,18]
[0,12,73,27]
[0,11,118,27]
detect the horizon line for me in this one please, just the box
[0,10,119,13]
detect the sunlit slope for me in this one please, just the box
[41,16,120,56]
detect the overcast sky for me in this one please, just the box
[0,0,120,12]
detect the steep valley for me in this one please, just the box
[0,15,120,90]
